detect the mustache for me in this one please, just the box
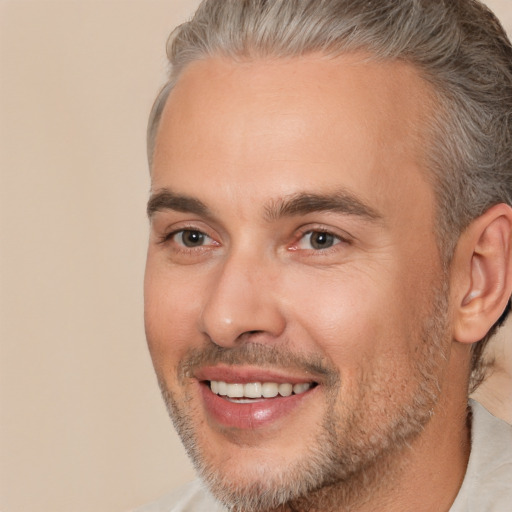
[177,342,340,386]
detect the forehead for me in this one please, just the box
[152,53,436,223]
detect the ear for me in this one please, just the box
[452,203,512,344]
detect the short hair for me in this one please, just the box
[147,0,512,390]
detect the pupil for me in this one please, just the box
[183,230,204,247]
[311,232,333,249]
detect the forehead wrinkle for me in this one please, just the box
[264,191,383,222]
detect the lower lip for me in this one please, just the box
[199,382,317,429]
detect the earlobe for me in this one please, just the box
[452,204,512,344]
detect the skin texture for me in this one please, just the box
[144,54,512,511]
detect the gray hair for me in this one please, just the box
[147,0,512,389]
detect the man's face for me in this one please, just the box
[145,54,451,509]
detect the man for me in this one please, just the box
[139,0,512,510]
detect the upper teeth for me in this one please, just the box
[210,381,312,399]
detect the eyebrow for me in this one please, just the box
[264,191,382,222]
[147,189,210,218]
[147,188,381,223]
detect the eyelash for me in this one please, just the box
[159,227,216,249]
[158,225,351,255]
[291,227,351,253]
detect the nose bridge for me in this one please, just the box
[199,245,285,347]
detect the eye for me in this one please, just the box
[173,229,212,248]
[297,230,342,250]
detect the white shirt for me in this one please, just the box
[449,400,512,511]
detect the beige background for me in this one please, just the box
[0,1,510,511]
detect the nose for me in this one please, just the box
[199,251,286,347]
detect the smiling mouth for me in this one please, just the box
[208,380,317,402]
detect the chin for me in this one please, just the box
[160,380,344,510]
[191,431,349,512]
[160,375,439,512]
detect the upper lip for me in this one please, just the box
[194,365,320,385]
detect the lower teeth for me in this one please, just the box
[226,397,265,403]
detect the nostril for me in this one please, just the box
[237,330,266,342]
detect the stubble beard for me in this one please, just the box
[157,284,450,512]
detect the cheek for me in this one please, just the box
[143,260,203,370]
[281,264,425,368]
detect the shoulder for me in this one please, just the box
[131,480,227,512]
[450,399,512,512]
